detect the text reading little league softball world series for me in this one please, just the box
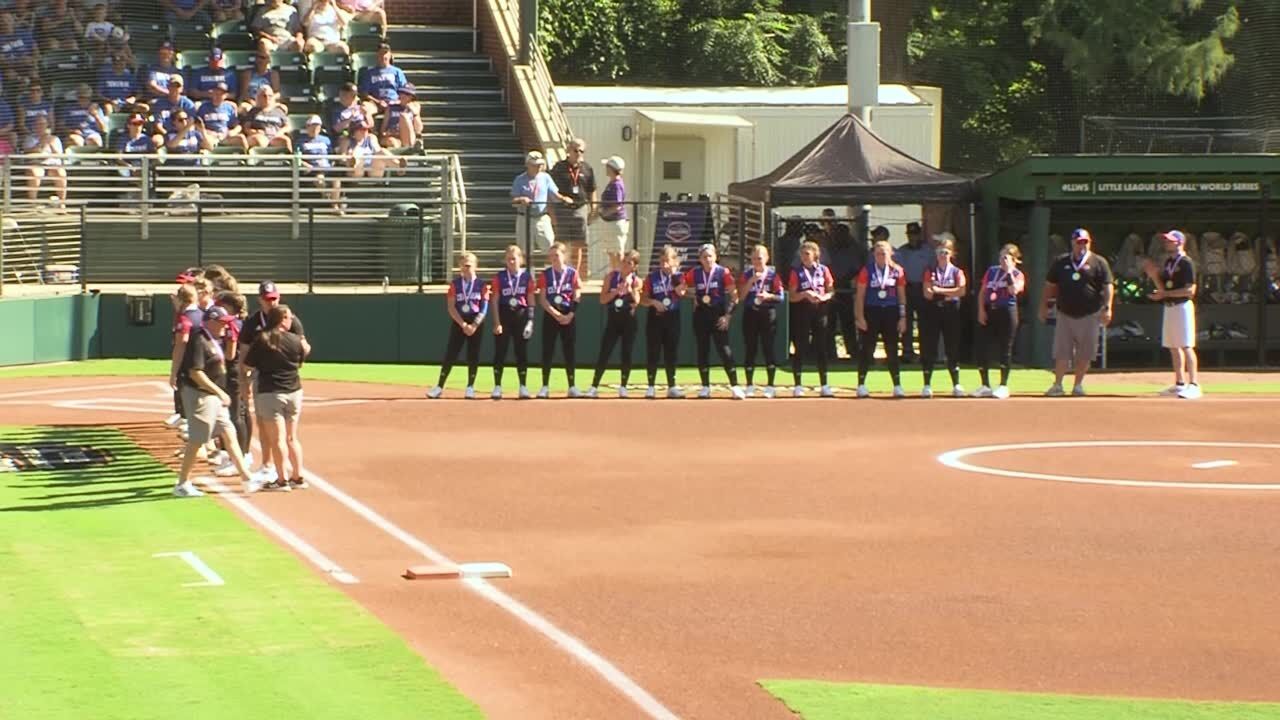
[1060,180,1262,194]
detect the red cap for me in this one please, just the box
[175,272,196,283]
[1071,228,1092,243]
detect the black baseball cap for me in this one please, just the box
[872,225,890,238]
[204,305,233,323]
[906,222,922,233]
[258,281,280,299]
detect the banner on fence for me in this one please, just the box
[649,202,713,272]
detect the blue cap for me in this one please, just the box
[1162,230,1186,245]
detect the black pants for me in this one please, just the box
[225,374,249,454]
[903,283,924,361]
[492,308,531,386]
[438,321,483,387]
[858,305,902,385]
[789,302,828,386]
[693,307,738,387]
[979,305,1019,387]
[828,289,857,359]
[592,310,637,387]
[540,314,577,387]
[645,310,680,387]
[920,302,963,387]
[743,305,778,387]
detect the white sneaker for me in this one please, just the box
[244,475,264,494]
[745,384,757,397]
[426,386,443,399]
[1045,383,1065,397]
[921,385,933,399]
[856,384,870,399]
[892,385,905,399]
[491,387,503,400]
[952,384,966,398]
[730,385,747,400]
[972,386,994,398]
[1158,384,1184,397]
[536,386,550,399]
[667,386,685,399]
[172,482,204,498]
[568,386,582,399]
[518,385,531,399]
[464,386,476,400]
[206,450,228,466]
[164,412,183,428]
[763,386,776,399]
[645,386,657,399]
[1071,384,1087,397]
[214,455,244,477]
[1177,383,1203,399]
[993,385,1011,399]
[792,385,805,398]
[617,386,629,399]
[697,386,712,399]
[586,386,598,399]
[820,385,834,398]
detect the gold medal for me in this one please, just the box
[701,294,712,305]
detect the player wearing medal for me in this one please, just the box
[1144,229,1201,399]
[536,241,583,398]
[739,244,784,398]
[588,249,642,397]
[427,252,490,400]
[919,235,967,398]
[974,244,1025,399]
[1039,228,1114,397]
[787,241,835,397]
[683,244,747,400]
[641,245,687,399]
[491,245,536,400]
[855,240,908,398]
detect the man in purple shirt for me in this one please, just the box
[595,155,629,275]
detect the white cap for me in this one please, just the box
[603,155,625,172]
[931,231,957,244]
[698,243,716,255]
[524,151,546,166]
[305,114,322,125]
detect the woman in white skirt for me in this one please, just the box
[1144,229,1201,399]
[596,156,629,274]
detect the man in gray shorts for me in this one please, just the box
[1038,228,1114,396]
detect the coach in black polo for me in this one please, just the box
[548,138,597,273]
[1037,228,1114,397]
[236,281,306,467]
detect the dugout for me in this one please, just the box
[980,155,1280,368]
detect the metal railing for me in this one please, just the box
[0,207,82,291]
[1080,115,1280,154]
[445,152,468,254]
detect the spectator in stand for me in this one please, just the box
[243,84,291,150]
[380,83,420,149]
[163,0,212,29]
[142,40,181,100]
[0,11,38,82]
[23,115,68,205]
[195,81,247,148]
[211,0,243,23]
[37,0,81,52]
[165,110,212,164]
[346,119,391,179]
[0,93,15,156]
[97,50,138,114]
[357,42,406,120]
[512,151,572,252]
[62,83,108,147]
[251,0,303,54]
[20,80,53,135]
[148,74,196,146]
[237,51,279,113]
[115,112,152,176]
[301,0,349,55]
[187,47,238,103]
[81,2,117,58]
[328,81,366,153]
[337,0,386,30]
[298,114,342,212]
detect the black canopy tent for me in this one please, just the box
[728,113,975,205]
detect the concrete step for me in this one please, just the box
[418,100,508,119]
[394,54,491,73]
[417,87,504,102]
[386,26,475,52]
[405,70,499,89]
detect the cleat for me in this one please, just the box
[892,385,905,399]
[645,386,656,399]
[792,385,805,398]
[163,413,183,428]
[730,385,747,400]
[518,385,531,399]
[972,386,994,398]
[1071,384,1087,397]
[172,482,204,498]
[820,385,834,398]
[491,387,503,400]
[762,386,776,399]
[617,386,628,399]
[586,386,598,399]
[667,386,685,399]
[745,385,757,397]
[1177,383,1202,399]
[568,386,582,399]
[536,386,550,399]
[921,385,933,399]
[856,384,869,399]
[1158,384,1184,397]
[697,386,712,399]
[952,384,965,398]
[1045,383,1065,397]
[993,385,1011,399]
[463,386,475,400]
[426,386,443,399]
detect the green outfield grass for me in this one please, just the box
[0,425,481,720]
[3,358,1275,394]
[762,681,1280,720]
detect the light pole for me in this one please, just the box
[847,0,879,126]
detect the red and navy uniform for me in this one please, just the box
[437,274,491,388]
[856,262,908,386]
[493,268,533,313]
[978,265,1025,388]
[537,265,580,312]
[742,266,783,307]
[492,268,534,386]
[448,274,490,322]
[683,263,739,388]
[683,264,733,313]
[920,263,967,388]
[537,265,581,387]
[643,269,684,388]
[857,262,907,308]
[788,263,834,387]
[591,271,641,389]
[741,265,784,387]
[605,270,640,313]
[174,305,205,339]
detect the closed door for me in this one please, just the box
[654,137,705,199]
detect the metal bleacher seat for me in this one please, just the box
[346,21,384,53]
[209,144,248,166]
[127,23,169,53]
[41,51,87,84]
[270,51,308,85]
[351,52,378,78]
[222,50,256,72]
[173,23,213,54]
[281,86,320,116]
[311,52,352,87]
[211,20,254,50]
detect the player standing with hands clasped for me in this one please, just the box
[427,252,489,400]
[974,244,1025,399]
[1144,230,1201,399]
[536,241,583,398]
[588,250,643,397]
[641,245,687,399]
[739,244,784,398]
[855,240,908,398]
[684,244,747,400]
[788,240,835,397]
[490,245,535,399]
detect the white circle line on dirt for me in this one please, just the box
[937,441,1280,491]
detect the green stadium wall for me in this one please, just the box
[0,294,101,366]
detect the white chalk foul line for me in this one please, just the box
[0,380,159,400]
[938,440,1280,491]
[1191,460,1239,470]
[199,475,359,584]
[153,550,225,587]
[301,469,678,720]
